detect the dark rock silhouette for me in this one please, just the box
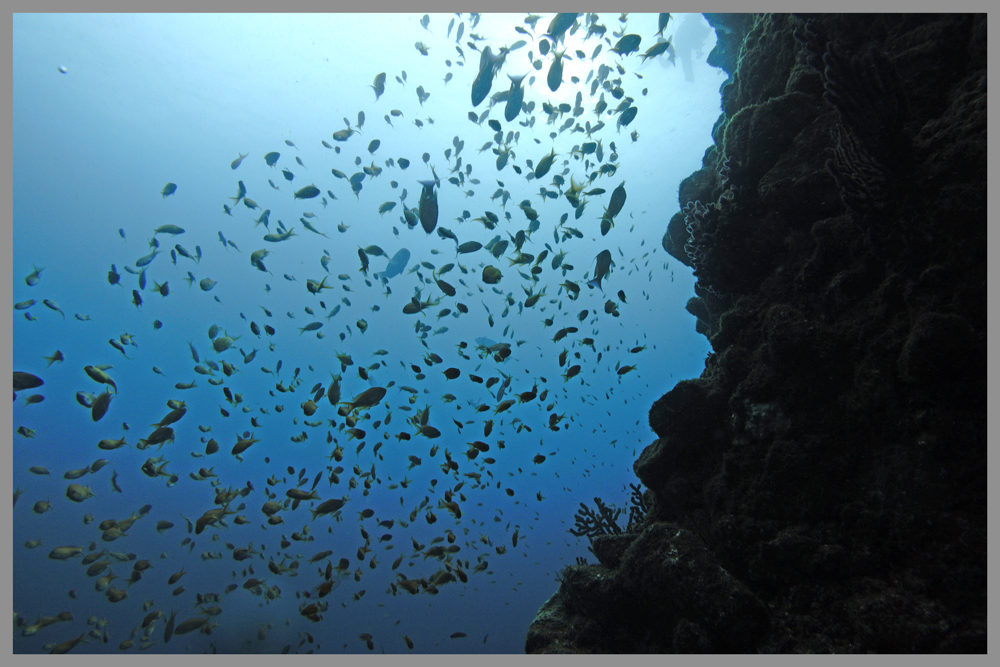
[528,13,986,653]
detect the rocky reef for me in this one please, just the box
[526,13,986,653]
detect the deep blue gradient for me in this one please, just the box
[13,13,722,654]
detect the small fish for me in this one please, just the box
[48,632,88,654]
[294,185,320,200]
[65,483,96,502]
[42,350,64,367]
[534,148,557,179]
[588,249,615,291]
[371,72,386,100]
[109,339,131,359]
[505,73,527,122]
[482,266,502,284]
[230,152,248,169]
[418,170,440,234]
[300,219,329,238]
[230,180,246,205]
[610,34,642,57]
[163,609,177,643]
[263,228,297,243]
[547,50,565,92]
[24,265,44,286]
[640,39,675,64]
[161,183,177,198]
[136,249,161,267]
[91,391,113,421]
[153,224,185,236]
[606,181,627,219]
[358,248,370,275]
[656,12,671,37]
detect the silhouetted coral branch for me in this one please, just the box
[569,497,623,537]
[626,483,649,532]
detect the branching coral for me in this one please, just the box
[570,486,650,539]
[625,484,649,533]
[569,497,623,537]
[626,483,650,532]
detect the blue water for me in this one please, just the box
[12,13,722,654]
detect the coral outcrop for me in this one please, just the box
[528,13,986,653]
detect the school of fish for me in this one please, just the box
[13,12,682,653]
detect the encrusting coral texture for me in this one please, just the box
[527,13,986,653]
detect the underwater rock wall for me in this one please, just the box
[526,13,986,653]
